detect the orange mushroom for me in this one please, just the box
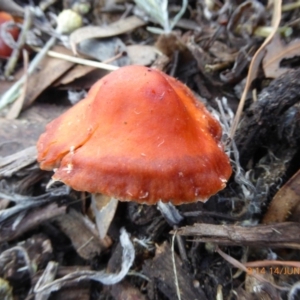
[37,65,232,205]
[0,12,19,59]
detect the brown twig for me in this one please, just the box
[4,6,32,78]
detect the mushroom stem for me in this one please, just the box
[157,201,188,262]
[91,194,118,239]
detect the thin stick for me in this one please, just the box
[40,49,119,71]
[171,230,182,300]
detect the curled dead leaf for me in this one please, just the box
[262,169,300,224]
[77,37,129,66]
[70,16,147,54]
[263,34,300,78]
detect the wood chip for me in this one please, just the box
[0,146,37,177]
[54,209,111,260]
[143,242,207,300]
[0,203,66,243]
[0,103,67,157]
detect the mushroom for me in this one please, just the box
[0,12,19,59]
[37,65,232,205]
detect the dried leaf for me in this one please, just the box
[262,169,300,224]
[175,18,201,31]
[127,45,158,65]
[70,16,146,53]
[22,46,75,108]
[77,37,129,66]
[53,65,98,86]
[55,68,109,90]
[263,34,300,78]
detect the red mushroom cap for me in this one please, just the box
[37,65,232,205]
[0,12,20,59]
